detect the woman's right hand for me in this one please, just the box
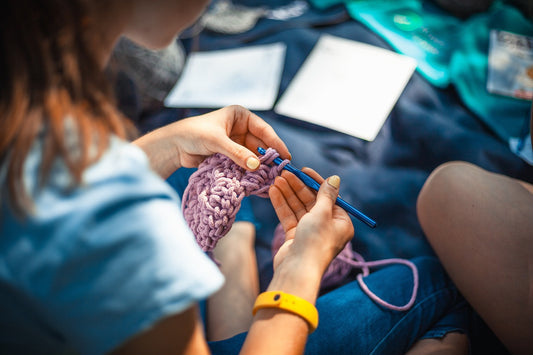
[268,168,354,276]
[238,168,354,354]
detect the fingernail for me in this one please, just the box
[246,157,260,170]
[327,175,340,189]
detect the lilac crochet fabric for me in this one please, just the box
[182,148,288,252]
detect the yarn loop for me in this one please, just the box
[272,224,419,311]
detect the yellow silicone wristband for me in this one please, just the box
[252,291,319,333]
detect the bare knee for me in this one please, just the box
[418,162,475,220]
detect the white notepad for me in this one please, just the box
[275,35,417,141]
[165,42,286,110]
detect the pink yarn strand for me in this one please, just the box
[338,255,419,311]
[273,224,419,311]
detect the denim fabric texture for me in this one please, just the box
[208,256,469,355]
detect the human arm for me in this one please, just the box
[132,105,291,179]
[206,221,259,341]
[110,305,210,355]
[239,168,354,354]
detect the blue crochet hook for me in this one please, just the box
[258,147,377,229]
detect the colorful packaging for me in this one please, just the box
[310,0,463,87]
[450,1,533,142]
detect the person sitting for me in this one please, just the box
[1,0,470,354]
[417,101,533,354]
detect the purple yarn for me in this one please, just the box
[182,148,288,251]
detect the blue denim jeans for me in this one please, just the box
[208,256,469,355]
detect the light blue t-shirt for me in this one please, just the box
[0,137,224,355]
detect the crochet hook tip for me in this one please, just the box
[258,147,377,229]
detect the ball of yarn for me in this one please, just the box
[182,148,288,251]
[271,223,355,289]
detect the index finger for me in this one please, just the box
[300,167,325,184]
[269,182,299,233]
[280,170,317,210]
[246,111,291,160]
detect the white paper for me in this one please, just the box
[275,34,417,141]
[164,43,286,110]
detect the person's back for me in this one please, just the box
[0,135,224,354]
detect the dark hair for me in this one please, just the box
[0,0,135,215]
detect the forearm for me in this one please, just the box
[132,124,181,179]
[239,257,324,355]
[132,106,291,179]
[207,222,259,342]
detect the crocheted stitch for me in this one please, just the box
[182,148,288,251]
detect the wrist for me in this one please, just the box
[267,256,324,304]
[133,125,181,178]
[253,290,319,333]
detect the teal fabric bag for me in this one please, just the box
[310,0,463,87]
[345,0,462,87]
[449,1,533,142]
[310,0,345,10]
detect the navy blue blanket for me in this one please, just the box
[137,1,533,352]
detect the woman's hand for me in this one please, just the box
[240,168,354,351]
[269,168,354,275]
[133,105,290,178]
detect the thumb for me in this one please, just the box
[312,175,341,213]
[218,137,260,171]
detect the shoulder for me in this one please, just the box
[1,137,224,355]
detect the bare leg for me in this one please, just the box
[417,161,533,354]
[206,221,259,341]
[407,332,469,355]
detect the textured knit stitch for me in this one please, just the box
[182,148,288,252]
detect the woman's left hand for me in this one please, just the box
[133,105,291,178]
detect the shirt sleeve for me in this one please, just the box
[27,141,224,355]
